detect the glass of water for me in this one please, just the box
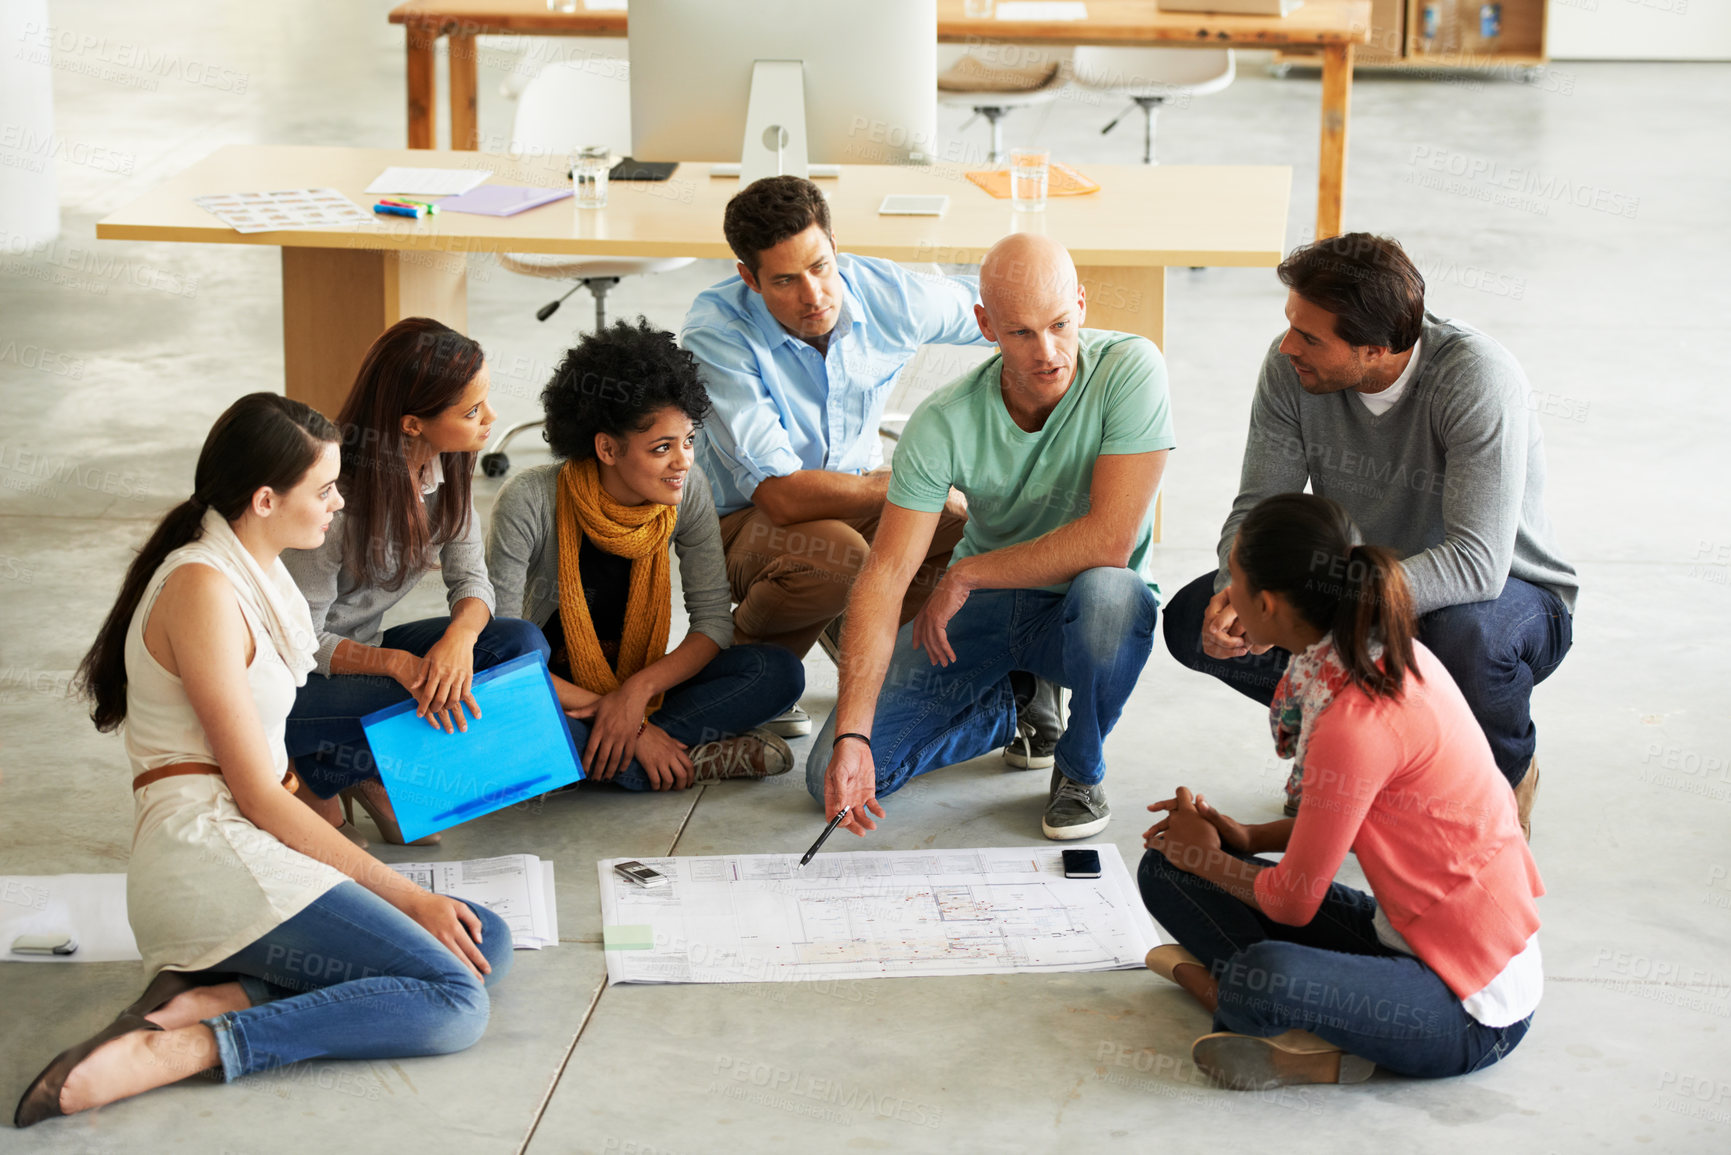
[1009,148,1049,213]
[571,146,611,209]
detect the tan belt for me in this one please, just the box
[133,760,300,795]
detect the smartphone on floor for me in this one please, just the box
[614,860,670,888]
[1061,849,1102,879]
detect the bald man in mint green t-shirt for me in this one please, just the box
[808,234,1174,843]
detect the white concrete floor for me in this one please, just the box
[2,3,1729,1151]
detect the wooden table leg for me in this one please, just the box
[1076,263,1167,541]
[449,33,480,151]
[406,23,438,149]
[1317,42,1354,240]
[282,248,469,417]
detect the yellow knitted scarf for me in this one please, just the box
[554,458,678,710]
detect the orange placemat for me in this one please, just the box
[965,162,1101,199]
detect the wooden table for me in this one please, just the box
[387,0,1367,238]
[94,145,1290,418]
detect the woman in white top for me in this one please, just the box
[15,394,512,1129]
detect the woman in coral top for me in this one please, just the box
[1140,493,1544,1090]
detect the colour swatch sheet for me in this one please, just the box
[193,189,375,233]
[597,845,1158,984]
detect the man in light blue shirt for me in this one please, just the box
[684,176,1063,752]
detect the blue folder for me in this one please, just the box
[359,651,582,843]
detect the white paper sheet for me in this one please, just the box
[996,2,1089,21]
[597,845,1158,984]
[2,858,557,960]
[1,874,141,963]
[194,189,376,234]
[365,166,493,196]
[390,854,559,949]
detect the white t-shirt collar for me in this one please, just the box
[1356,337,1422,417]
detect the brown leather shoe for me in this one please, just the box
[1514,757,1540,841]
[1192,1029,1375,1090]
[1145,944,1205,984]
[690,728,794,782]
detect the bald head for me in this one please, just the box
[979,233,1078,319]
[975,234,1087,398]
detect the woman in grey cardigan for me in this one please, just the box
[486,318,803,790]
[282,319,549,843]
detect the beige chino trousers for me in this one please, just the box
[718,504,967,658]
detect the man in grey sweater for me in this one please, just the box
[1163,233,1576,835]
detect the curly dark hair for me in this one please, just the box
[723,175,832,278]
[541,317,713,462]
[1277,232,1425,353]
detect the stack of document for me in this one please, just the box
[390,854,559,950]
[4,855,561,960]
[366,166,493,197]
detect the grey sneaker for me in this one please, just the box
[763,705,812,738]
[690,729,795,782]
[1003,671,1062,770]
[817,616,845,667]
[1003,722,1058,771]
[1042,769,1109,840]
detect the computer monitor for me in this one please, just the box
[628,0,937,183]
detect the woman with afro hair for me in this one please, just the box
[486,318,805,790]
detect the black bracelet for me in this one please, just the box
[833,732,872,751]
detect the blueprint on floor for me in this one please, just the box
[597,845,1159,984]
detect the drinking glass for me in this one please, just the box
[571,146,611,209]
[1009,148,1049,213]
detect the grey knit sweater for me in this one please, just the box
[1214,312,1578,615]
[484,462,734,651]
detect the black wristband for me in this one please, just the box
[833,732,872,751]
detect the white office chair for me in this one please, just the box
[484,56,695,478]
[1069,47,1235,165]
[494,36,627,102]
[937,44,1070,167]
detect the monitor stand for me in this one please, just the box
[739,60,810,186]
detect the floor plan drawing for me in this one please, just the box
[598,845,1159,984]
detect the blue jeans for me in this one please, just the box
[199,881,513,1081]
[567,643,805,791]
[1137,849,1531,1079]
[1162,572,1573,785]
[805,567,1157,800]
[285,616,551,798]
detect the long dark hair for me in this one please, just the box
[1235,493,1421,699]
[335,318,484,591]
[542,317,712,463]
[74,394,339,732]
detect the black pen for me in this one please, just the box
[798,807,851,868]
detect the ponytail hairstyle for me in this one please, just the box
[1235,493,1421,699]
[74,393,339,731]
[335,318,484,591]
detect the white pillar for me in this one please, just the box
[0,0,62,247]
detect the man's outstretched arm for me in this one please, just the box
[822,501,942,836]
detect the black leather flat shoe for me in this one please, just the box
[13,1014,162,1128]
